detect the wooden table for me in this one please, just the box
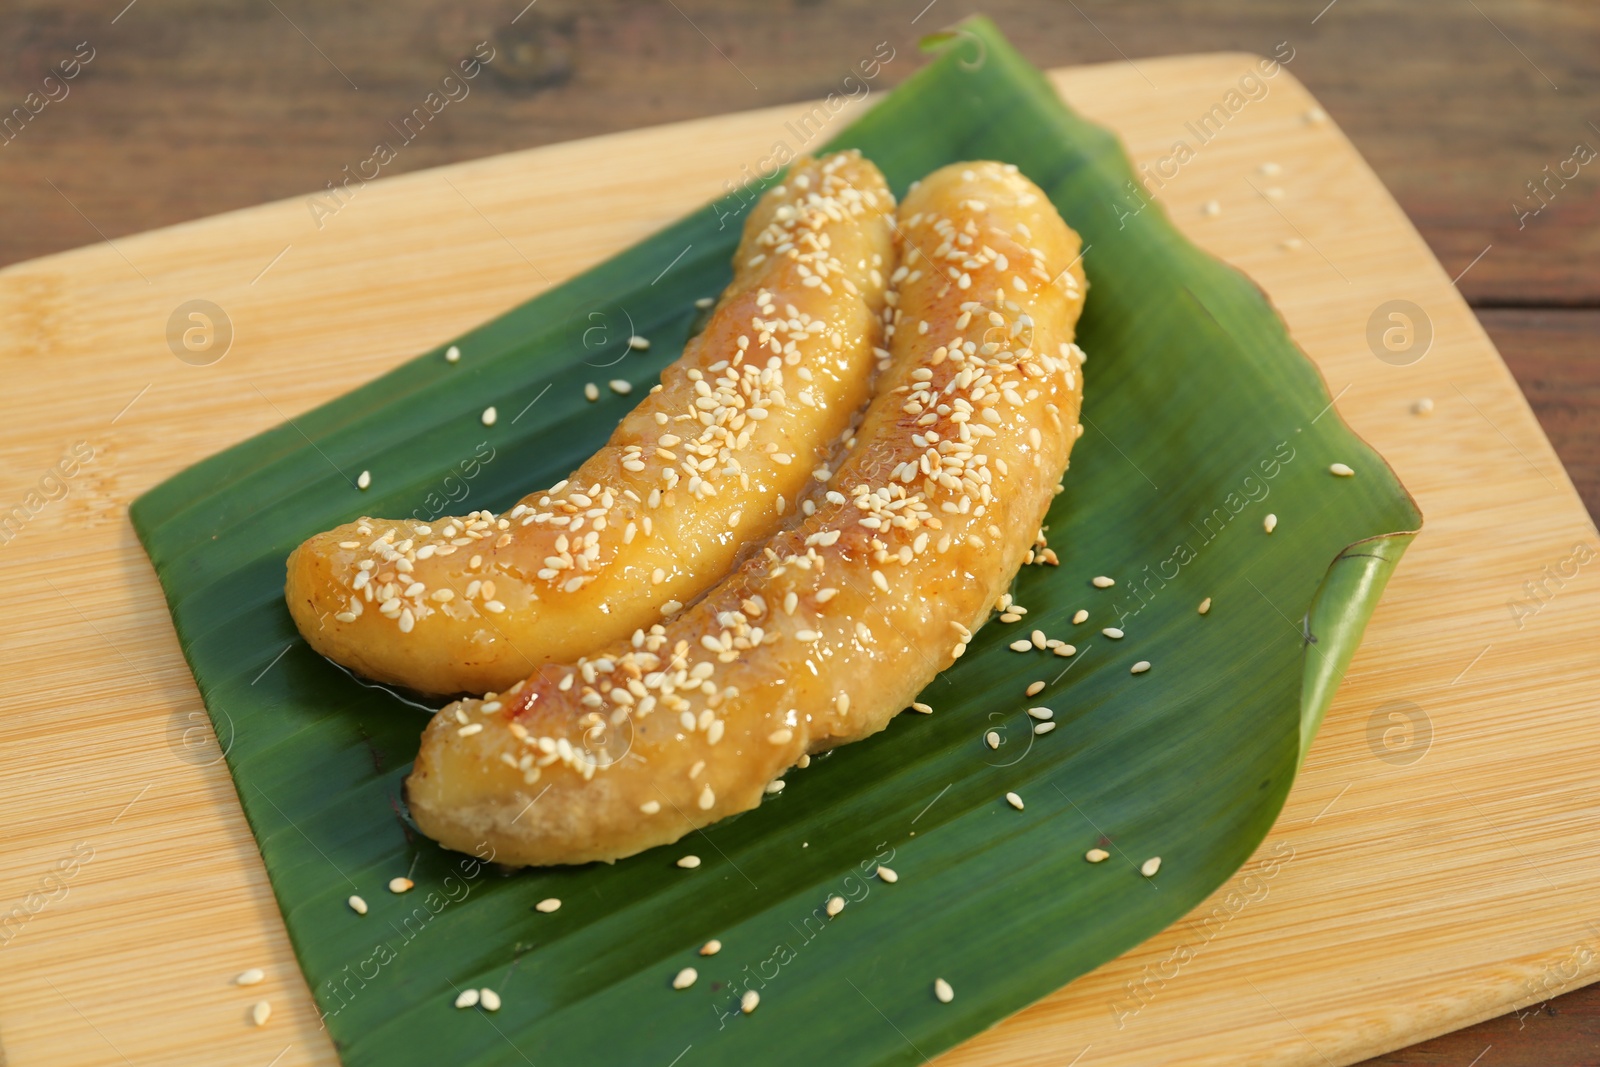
[2,2,1596,1063]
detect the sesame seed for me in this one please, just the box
[1072,609,1088,624]
[1260,161,1282,176]
[1053,644,1076,657]
[1141,856,1162,877]
[641,800,661,815]
[609,379,633,395]
[695,297,714,309]
[1027,707,1053,720]
[826,895,846,916]
[1085,848,1109,863]
[1102,627,1124,639]
[481,406,498,427]
[455,988,480,1009]
[765,779,785,794]
[1202,199,1222,217]
[1413,397,1434,415]
[251,1000,272,1027]
[698,784,715,810]
[1281,237,1304,251]
[348,895,368,915]
[934,978,954,1004]
[535,897,561,913]
[445,345,461,363]
[479,987,502,1011]
[584,382,600,401]
[1131,660,1151,674]
[700,939,722,956]
[1329,462,1354,477]
[389,877,414,893]
[1030,629,1046,649]
[235,968,265,987]
[1005,791,1024,810]
[1264,513,1278,534]
[1265,186,1285,200]
[1009,639,1032,652]
[985,730,1000,749]
[458,723,484,737]
[911,702,933,714]
[1034,721,1056,735]
[1198,597,1212,615]
[673,967,698,990]
[876,865,899,883]
[1306,106,1327,124]
[1092,576,1115,588]
[676,855,702,869]
[627,335,650,351]
[357,470,371,490]
[741,989,761,1014]
[1026,680,1045,696]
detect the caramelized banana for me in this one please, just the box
[285,152,896,695]
[406,162,1087,865]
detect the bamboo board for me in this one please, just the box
[1,53,1597,1067]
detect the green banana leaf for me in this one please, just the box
[132,18,1420,1066]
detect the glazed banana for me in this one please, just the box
[406,161,1087,865]
[285,152,896,695]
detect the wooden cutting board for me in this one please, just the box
[2,53,1597,1067]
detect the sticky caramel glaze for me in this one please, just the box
[285,151,896,695]
[406,162,1087,865]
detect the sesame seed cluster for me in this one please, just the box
[334,513,509,632]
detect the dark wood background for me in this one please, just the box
[3,1,1596,1062]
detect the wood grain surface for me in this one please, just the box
[0,42,1598,1067]
[2,0,1597,306]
